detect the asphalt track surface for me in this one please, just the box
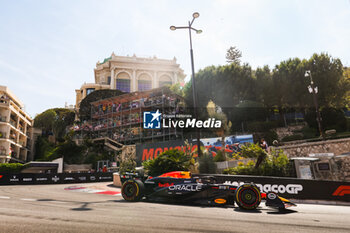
[0,183,350,233]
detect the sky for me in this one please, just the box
[0,0,350,118]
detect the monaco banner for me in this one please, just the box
[135,135,254,165]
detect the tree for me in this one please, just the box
[142,149,193,177]
[34,108,75,142]
[207,100,232,154]
[226,46,242,64]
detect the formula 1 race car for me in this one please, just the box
[120,171,296,210]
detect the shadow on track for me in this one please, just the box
[266,209,298,215]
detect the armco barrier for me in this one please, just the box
[0,172,113,185]
[197,174,350,202]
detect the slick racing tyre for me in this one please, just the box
[121,179,144,202]
[234,183,261,210]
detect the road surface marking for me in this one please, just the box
[20,198,36,201]
[0,196,10,199]
[96,191,121,196]
[64,185,121,196]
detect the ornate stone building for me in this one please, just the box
[75,53,185,113]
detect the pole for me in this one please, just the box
[311,83,324,139]
[308,72,324,139]
[188,21,202,157]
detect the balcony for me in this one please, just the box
[0,132,6,139]
[0,116,7,122]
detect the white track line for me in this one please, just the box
[0,196,10,199]
[20,198,36,201]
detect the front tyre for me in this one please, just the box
[121,179,144,202]
[234,183,261,210]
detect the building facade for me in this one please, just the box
[0,86,33,163]
[75,53,185,113]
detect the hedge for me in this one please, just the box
[0,163,24,173]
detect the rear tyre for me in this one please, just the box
[121,179,144,202]
[234,183,261,210]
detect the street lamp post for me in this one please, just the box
[170,12,203,156]
[305,70,325,139]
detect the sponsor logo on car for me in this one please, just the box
[168,184,202,192]
[158,182,174,187]
[224,181,303,194]
[214,198,227,204]
[267,193,277,199]
[22,178,32,182]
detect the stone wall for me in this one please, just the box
[120,145,136,161]
[276,138,350,181]
[274,124,305,140]
[276,138,350,158]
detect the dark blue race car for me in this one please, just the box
[120,171,296,211]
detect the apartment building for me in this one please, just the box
[0,86,33,163]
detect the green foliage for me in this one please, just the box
[223,149,294,177]
[56,140,85,164]
[34,108,75,141]
[142,149,192,177]
[119,159,136,175]
[79,89,124,121]
[246,121,278,132]
[226,46,242,65]
[305,108,347,133]
[213,150,226,162]
[301,126,318,139]
[281,134,304,142]
[34,136,55,161]
[0,163,24,173]
[169,83,184,97]
[238,143,267,159]
[34,109,56,129]
[198,152,217,174]
[254,131,278,146]
[183,53,350,134]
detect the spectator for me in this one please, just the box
[260,138,268,152]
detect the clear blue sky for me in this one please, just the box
[1,0,349,117]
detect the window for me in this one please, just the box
[159,75,172,87]
[86,88,95,95]
[116,79,130,92]
[107,76,111,85]
[159,81,172,87]
[138,80,152,91]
